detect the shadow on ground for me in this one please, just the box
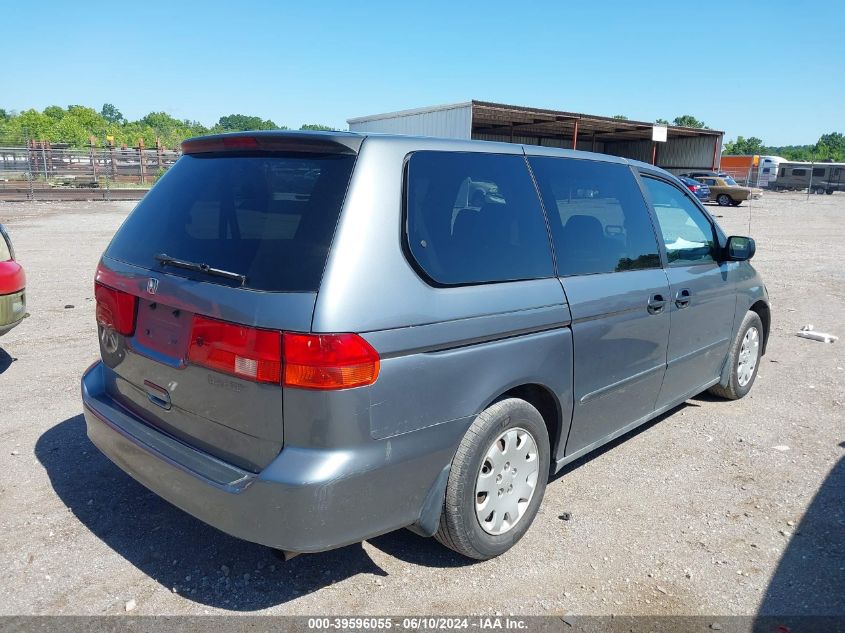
[0,346,16,375]
[35,414,474,611]
[755,446,845,620]
[36,397,742,611]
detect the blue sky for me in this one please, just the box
[3,0,841,146]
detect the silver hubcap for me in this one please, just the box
[737,326,760,387]
[475,427,539,535]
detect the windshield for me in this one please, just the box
[724,176,739,186]
[106,152,356,292]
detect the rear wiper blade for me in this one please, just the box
[155,253,247,286]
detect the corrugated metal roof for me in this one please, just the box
[347,102,473,124]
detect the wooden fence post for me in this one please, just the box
[109,138,117,179]
[89,136,98,181]
[138,139,146,185]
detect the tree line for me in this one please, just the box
[723,133,845,162]
[0,104,335,149]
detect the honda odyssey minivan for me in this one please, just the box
[82,131,770,560]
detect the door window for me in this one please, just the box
[642,177,717,266]
[528,157,660,276]
[405,152,554,285]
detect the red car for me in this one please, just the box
[0,224,26,336]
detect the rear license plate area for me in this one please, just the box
[134,299,192,362]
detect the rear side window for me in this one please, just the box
[528,157,660,276]
[792,168,807,177]
[813,167,826,177]
[642,177,717,266]
[405,152,554,285]
[106,152,355,292]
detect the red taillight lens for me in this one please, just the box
[95,282,137,336]
[687,184,699,192]
[188,315,282,384]
[283,333,380,390]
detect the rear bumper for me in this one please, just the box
[81,361,461,552]
[0,289,26,336]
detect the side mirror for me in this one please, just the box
[725,235,756,261]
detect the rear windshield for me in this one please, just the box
[106,152,356,291]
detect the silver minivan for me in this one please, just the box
[81,131,770,560]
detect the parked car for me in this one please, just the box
[82,131,770,560]
[0,224,26,337]
[695,176,762,206]
[679,175,710,201]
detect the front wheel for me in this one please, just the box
[717,194,733,206]
[709,311,764,400]
[435,398,550,560]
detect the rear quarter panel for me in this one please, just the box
[313,136,574,459]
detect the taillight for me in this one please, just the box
[185,315,379,390]
[95,282,137,336]
[283,333,380,390]
[187,315,282,384]
[687,184,699,192]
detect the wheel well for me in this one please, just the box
[500,384,562,460]
[750,300,771,354]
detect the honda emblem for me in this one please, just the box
[147,278,159,295]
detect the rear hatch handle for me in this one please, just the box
[155,253,247,286]
[143,380,172,410]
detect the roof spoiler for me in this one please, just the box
[181,131,363,155]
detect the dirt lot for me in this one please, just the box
[0,193,842,616]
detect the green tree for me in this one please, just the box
[215,114,280,131]
[43,105,65,120]
[673,115,706,129]
[814,132,845,161]
[15,109,54,141]
[612,114,628,120]
[299,123,335,131]
[0,109,8,121]
[655,118,670,125]
[724,136,765,155]
[101,103,125,125]
[66,105,105,131]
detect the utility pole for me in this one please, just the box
[807,150,815,200]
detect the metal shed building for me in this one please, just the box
[348,100,723,173]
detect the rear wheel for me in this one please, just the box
[826,189,834,195]
[709,311,763,400]
[717,194,732,206]
[435,398,550,560]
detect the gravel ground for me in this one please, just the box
[0,193,842,616]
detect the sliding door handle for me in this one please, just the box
[647,294,667,315]
[675,288,692,309]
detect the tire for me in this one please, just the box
[717,194,732,206]
[435,398,550,560]
[709,311,764,400]
[825,189,834,195]
[731,200,742,207]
